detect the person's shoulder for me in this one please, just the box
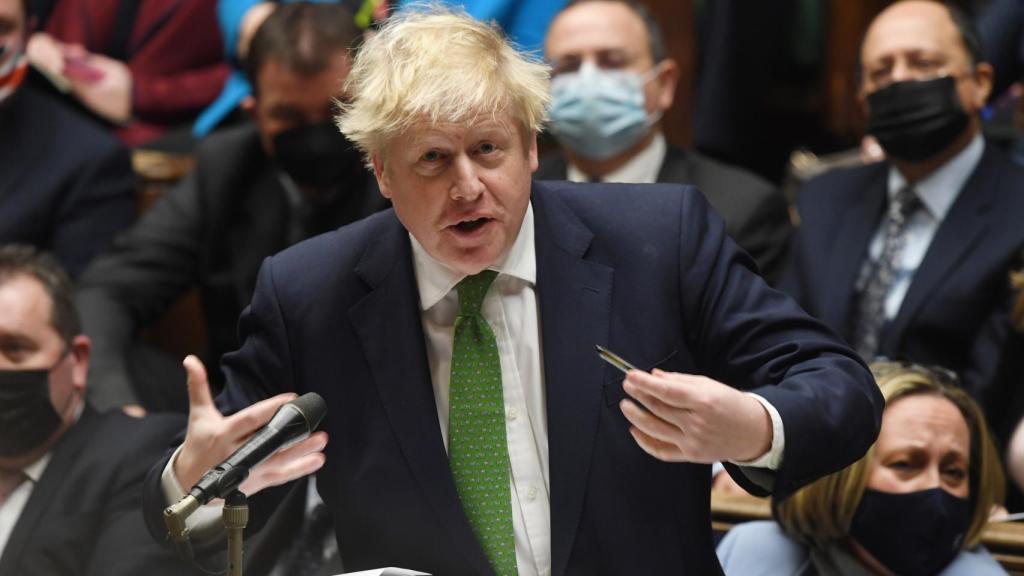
[798,160,886,209]
[193,123,263,165]
[717,521,810,575]
[20,84,126,158]
[684,148,777,197]
[266,208,401,281]
[941,545,1007,575]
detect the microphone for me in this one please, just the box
[187,392,327,504]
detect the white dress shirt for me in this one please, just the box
[869,134,984,319]
[566,132,667,184]
[0,453,51,557]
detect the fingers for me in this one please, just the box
[223,392,299,441]
[628,426,686,463]
[240,432,329,495]
[183,355,217,416]
[620,399,684,447]
[121,404,147,418]
[625,370,698,409]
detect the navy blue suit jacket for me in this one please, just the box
[782,146,1024,429]
[146,180,880,575]
[0,83,135,279]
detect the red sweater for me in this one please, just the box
[45,0,229,146]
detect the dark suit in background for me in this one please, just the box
[144,180,880,575]
[0,408,202,576]
[76,123,388,411]
[536,146,792,283]
[782,146,1024,438]
[0,83,135,280]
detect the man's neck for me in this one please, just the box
[892,121,979,184]
[564,128,659,180]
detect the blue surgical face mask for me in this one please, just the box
[547,61,662,161]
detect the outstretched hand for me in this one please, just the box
[172,355,328,496]
[620,369,772,464]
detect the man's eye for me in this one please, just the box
[422,151,442,162]
[478,142,497,154]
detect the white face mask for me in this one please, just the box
[547,61,662,160]
[0,38,28,104]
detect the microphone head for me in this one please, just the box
[290,392,327,430]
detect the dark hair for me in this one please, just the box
[0,245,80,345]
[561,0,667,64]
[245,2,361,94]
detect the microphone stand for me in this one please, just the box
[164,490,249,576]
[223,490,249,576]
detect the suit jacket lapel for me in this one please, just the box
[824,166,887,337]
[882,149,998,351]
[0,408,99,574]
[346,216,492,574]
[532,185,613,576]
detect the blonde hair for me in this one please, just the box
[775,362,1005,550]
[335,4,550,161]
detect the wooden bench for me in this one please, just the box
[711,492,1024,574]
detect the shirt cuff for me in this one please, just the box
[161,445,224,534]
[727,393,785,470]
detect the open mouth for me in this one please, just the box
[453,217,490,232]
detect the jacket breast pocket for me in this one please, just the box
[602,349,680,407]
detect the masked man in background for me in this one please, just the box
[782,0,1024,443]
[76,2,388,414]
[0,245,205,576]
[535,0,792,283]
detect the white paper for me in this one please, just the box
[333,565,430,569]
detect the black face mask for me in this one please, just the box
[271,121,364,191]
[849,487,971,576]
[0,368,63,458]
[866,76,971,163]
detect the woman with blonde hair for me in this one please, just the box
[718,361,1006,575]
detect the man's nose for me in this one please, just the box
[889,59,914,84]
[449,155,485,201]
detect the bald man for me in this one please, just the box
[782,0,1024,438]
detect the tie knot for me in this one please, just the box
[456,270,498,316]
[891,185,921,218]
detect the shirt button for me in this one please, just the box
[527,485,538,501]
[507,406,519,421]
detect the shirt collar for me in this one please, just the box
[567,132,666,184]
[21,452,51,483]
[410,202,537,311]
[887,133,984,220]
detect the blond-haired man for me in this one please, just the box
[144,7,881,575]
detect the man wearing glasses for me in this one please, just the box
[782,0,1024,437]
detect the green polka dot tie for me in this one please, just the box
[448,270,517,576]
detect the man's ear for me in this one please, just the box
[971,62,994,107]
[653,58,680,112]
[371,153,392,199]
[69,334,91,394]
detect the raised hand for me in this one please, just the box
[172,355,327,496]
